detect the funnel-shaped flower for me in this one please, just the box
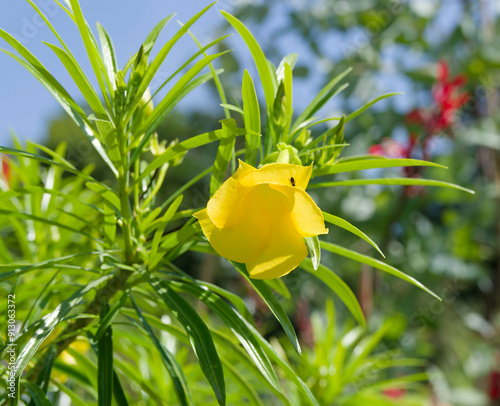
[194,160,328,279]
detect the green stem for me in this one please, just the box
[117,122,134,264]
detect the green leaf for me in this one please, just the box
[97,299,113,406]
[222,361,264,406]
[291,67,352,133]
[343,319,392,381]
[44,42,107,116]
[242,70,261,166]
[131,296,193,406]
[12,275,114,385]
[222,11,276,113]
[143,15,175,55]
[130,68,224,168]
[322,212,384,257]
[264,278,291,299]
[149,276,226,405]
[96,23,118,92]
[210,118,237,195]
[0,209,102,244]
[320,241,441,300]
[0,145,111,189]
[309,177,475,194]
[166,279,281,392]
[313,158,447,177]
[112,371,130,406]
[345,93,402,123]
[0,46,117,176]
[94,291,130,342]
[68,0,112,106]
[300,259,366,327]
[229,261,301,355]
[304,236,321,270]
[23,381,51,406]
[86,182,121,210]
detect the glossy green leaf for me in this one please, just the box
[143,15,175,55]
[97,299,113,406]
[96,22,118,92]
[149,276,226,405]
[166,279,280,392]
[310,177,475,194]
[210,118,237,195]
[322,212,384,257]
[23,381,51,406]
[320,241,441,300]
[222,11,276,113]
[229,261,301,355]
[127,3,216,119]
[68,0,112,105]
[304,236,321,270]
[136,130,222,183]
[301,259,366,327]
[44,42,107,116]
[11,275,114,385]
[313,158,447,177]
[242,70,261,166]
[131,296,193,406]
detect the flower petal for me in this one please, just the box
[194,189,271,263]
[206,160,257,228]
[271,184,328,237]
[238,163,313,190]
[246,185,308,279]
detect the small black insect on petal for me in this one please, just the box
[290,177,296,187]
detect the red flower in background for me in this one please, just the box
[368,61,468,197]
[383,387,405,399]
[368,138,408,159]
[1,155,10,187]
[430,61,469,134]
[489,369,500,401]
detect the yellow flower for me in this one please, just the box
[194,160,328,279]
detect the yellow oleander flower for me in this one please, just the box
[194,160,328,279]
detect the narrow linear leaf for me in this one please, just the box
[143,15,175,55]
[13,275,114,384]
[313,158,447,177]
[292,67,352,133]
[97,299,113,406]
[322,212,384,257]
[320,241,441,300]
[131,296,193,406]
[229,261,301,355]
[300,259,366,327]
[309,177,475,194]
[242,70,261,166]
[345,93,402,123]
[23,381,51,406]
[222,11,276,113]
[304,236,321,270]
[149,276,226,405]
[166,279,280,392]
[210,118,237,195]
[44,42,106,116]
